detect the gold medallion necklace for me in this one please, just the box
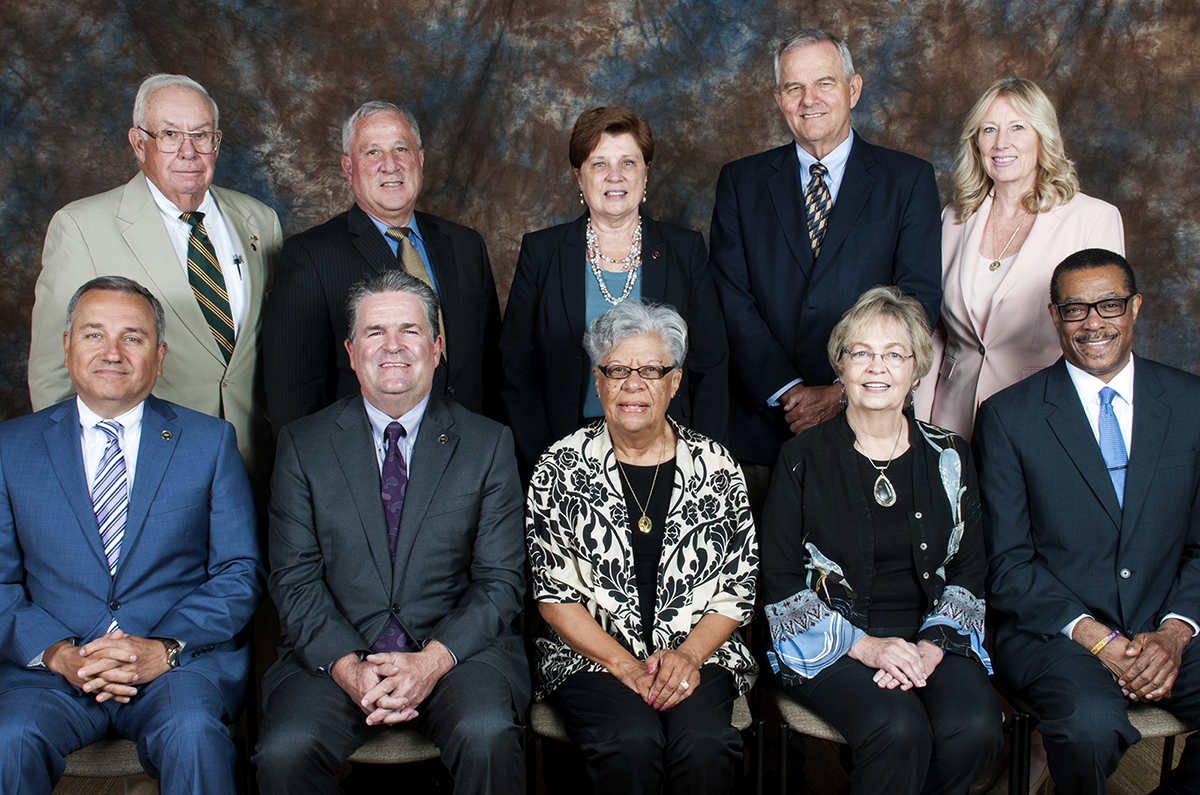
[615,430,668,533]
[988,206,1030,272]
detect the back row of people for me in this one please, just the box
[6,22,1190,795]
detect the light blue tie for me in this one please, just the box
[1099,387,1128,508]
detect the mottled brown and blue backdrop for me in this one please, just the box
[3,0,1198,419]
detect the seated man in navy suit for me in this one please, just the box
[0,276,264,794]
[977,249,1200,794]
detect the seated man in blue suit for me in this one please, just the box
[709,28,941,484]
[977,249,1200,794]
[0,276,264,794]
[254,270,528,795]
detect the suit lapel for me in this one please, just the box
[117,175,220,360]
[560,215,588,347]
[765,144,813,278]
[813,135,876,277]
[992,203,1061,312]
[330,399,393,586]
[44,402,109,568]
[1120,359,1167,535]
[117,396,179,578]
[956,196,991,333]
[417,212,461,364]
[1043,362,1123,527]
[393,400,457,593]
[213,187,267,372]
[639,218,667,299]
[348,204,402,276]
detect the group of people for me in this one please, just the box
[1,24,1197,795]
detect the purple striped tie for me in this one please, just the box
[93,420,127,633]
[372,422,409,654]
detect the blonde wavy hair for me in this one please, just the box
[952,77,1079,222]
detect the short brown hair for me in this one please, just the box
[568,106,655,169]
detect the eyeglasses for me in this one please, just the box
[1054,296,1133,323]
[596,364,676,380]
[842,349,915,367]
[137,127,222,154]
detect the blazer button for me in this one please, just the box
[446,384,456,394]
[978,345,986,356]
[1120,568,1132,579]
[914,512,923,519]
[922,572,930,580]
[920,542,928,550]
[392,604,402,613]
[109,600,121,610]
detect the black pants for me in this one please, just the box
[1022,639,1200,795]
[550,664,743,795]
[781,634,1002,795]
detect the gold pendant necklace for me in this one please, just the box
[988,206,1030,272]
[615,431,668,533]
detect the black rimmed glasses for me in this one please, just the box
[842,349,915,367]
[596,364,676,380]
[137,127,222,154]
[1054,296,1133,323]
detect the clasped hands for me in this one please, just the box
[613,648,701,712]
[779,383,844,435]
[1092,619,1191,702]
[848,635,945,691]
[332,641,454,726]
[44,630,172,704]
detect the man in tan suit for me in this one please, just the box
[28,74,282,481]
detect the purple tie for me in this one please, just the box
[372,421,408,654]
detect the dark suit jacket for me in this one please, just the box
[709,134,942,464]
[262,205,503,436]
[262,395,528,704]
[499,214,728,472]
[976,356,1200,689]
[0,395,264,719]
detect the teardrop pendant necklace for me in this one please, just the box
[855,423,905,507]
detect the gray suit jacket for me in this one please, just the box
[263,395,528,702]
[29,173,283,479]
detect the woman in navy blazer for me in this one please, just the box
[500,106,728,473]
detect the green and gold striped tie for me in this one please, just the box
[181,212,234,363]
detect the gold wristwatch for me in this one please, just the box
[156,638,182,669]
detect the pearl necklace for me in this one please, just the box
[586,218,642,305]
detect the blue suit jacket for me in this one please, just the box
[976,357,1200,688]
[0,395,265,718]
[709,135,942,464]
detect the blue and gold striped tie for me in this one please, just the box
[805,162,832,260]
[181,212,234,363]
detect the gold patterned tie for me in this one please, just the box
[180,212,234,362]
[385,226,447,360]
[804,162,833,260]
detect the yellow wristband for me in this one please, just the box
[1090,630,1122,655]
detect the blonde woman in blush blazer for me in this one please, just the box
[914,78,1124,440]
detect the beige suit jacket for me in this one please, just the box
[29,172,282,478]
[914,192,1124,439]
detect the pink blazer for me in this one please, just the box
[914,192,1124,439]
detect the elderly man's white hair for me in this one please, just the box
[132,74,219,130]
[341,101,423,154]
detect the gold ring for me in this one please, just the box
[679,680,690,691]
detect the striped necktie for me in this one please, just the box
[181,211,235,363]
[1099,387,1128,508]
[805,162,832,259]
[92,419,128,578]
[385,226,447,360]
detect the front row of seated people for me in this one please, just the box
[2,248,1198,795]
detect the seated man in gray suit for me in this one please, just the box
[977,249,1200,795]
[254,270,528,795]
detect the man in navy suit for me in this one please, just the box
[263,101,503,436]
[977,249,1200,794]
[709,28,941,474]
[0,276,264,793]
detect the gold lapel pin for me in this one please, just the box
[651,250,660,259]
[249,235,259,251]
[161,430,172,440]
[438,434,448,444]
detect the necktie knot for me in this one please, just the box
[180,211,206,229]
[810,162,828,179]
[97,419,123,442]
[385,226,412,243]
[1100,386,1117,408]
[385,420,407,449]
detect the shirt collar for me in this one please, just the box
[363,394,430,442]
[76,397,145,435]
[1065,354,1136,407]
[366,211,424,245]
[145,177,215,219]
[795,128,854,178]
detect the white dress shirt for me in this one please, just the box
[147,180,247,334]
[78,398,144,493]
